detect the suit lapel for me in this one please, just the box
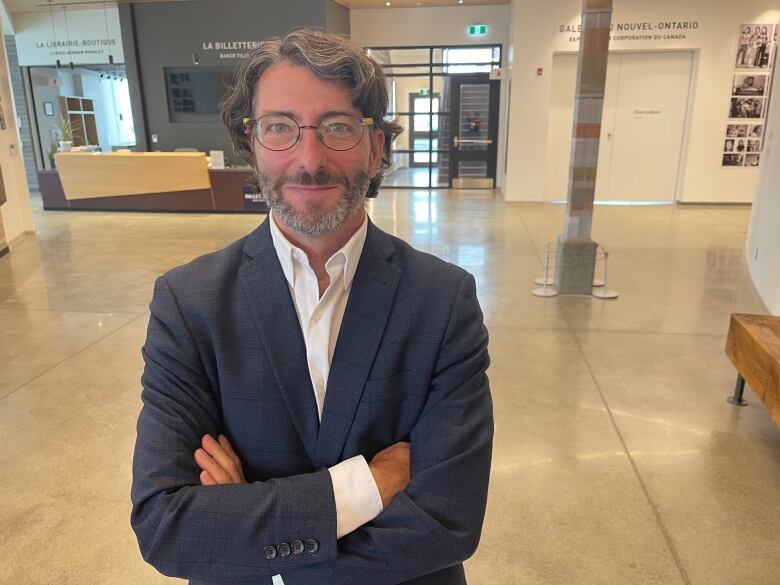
[316,222,401,468]
[239,220,320,467]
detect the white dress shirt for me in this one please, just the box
[269,212,383,585]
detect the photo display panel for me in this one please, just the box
[722,23,777,167]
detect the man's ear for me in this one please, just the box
[369,128,385,178]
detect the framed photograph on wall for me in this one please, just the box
[729,97,765,119]
[732,74,768,96]
[735,24,776,70]
[726,124,747,137]
[722,153,744,166]
[747,123,764,138]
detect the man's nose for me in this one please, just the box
[295,127,329,174]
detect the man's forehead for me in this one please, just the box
[254,63,354,103]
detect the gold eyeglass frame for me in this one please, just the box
[242,115,375,152]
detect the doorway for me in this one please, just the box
[370,45,502,189]
[545,51,694,203]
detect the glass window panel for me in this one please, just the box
[459,83,490,150]
[414,97,431,113]
[383,65,432,76]
[413,114,430,131]
[385,76,431,113]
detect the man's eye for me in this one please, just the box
[266,123,293,133]
[327,122,351,133]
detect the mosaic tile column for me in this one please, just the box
[556,0,613,294]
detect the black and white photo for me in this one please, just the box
[730,97,765,119]
[744,153,760,166]
[724,139,735,152]
[722,153,744,166]
[747,139,762,152]
[735,24,776,70]
[726,124,748,137]
[748,124,764,138]
[732,74,768,96]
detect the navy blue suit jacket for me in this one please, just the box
[131,218,493,585]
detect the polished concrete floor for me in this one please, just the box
[1,191,779,584]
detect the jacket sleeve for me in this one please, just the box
[281,272,494,585]
[131,275,338,582]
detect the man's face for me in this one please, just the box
[250,62,384,237]
[745,77,754,87]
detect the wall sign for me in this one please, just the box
[468,24,488,37]
[201,40,262,61]
[559,20,701,44]
[722,23,778,168]
[14,7,124,66]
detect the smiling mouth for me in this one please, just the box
[286,185,338,191]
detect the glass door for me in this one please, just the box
[448,74,500,189]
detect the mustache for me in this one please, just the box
[273,170,349,191]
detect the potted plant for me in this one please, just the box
[57,115,78,151]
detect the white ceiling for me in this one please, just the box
[335,0,508,7]
[4,0,508,15]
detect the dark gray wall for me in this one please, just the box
[124,0,340,164]
[5,36,38,193]
[326,0,351,35]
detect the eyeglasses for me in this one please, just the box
[243,114,374,152]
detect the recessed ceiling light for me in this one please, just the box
[385,1,390,4]
[458,0,464,3]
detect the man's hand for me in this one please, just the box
[194,434,246,485]
[368,442,410,508]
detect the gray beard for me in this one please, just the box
[255,168,370,237]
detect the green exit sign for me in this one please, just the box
[468,24,487,37]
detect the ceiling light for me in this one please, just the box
[385,1,390,5]
[458,0,463,3]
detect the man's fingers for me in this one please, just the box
[194,447,234,484]
[217,434,246,482]
[200,470,216,486]
[218,434,240,463]
[201,434,243,482]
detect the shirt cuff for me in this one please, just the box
[328,455,384,539]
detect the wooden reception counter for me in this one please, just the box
[39,151,265,213]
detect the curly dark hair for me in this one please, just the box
[220,28,403,198]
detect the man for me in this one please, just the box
[736,25,752,67]
[735,76,762,95]
[131,29,493,585]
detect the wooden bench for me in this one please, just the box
[725,313,780,426]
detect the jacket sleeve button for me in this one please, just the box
[292,540,305,555]
[263,545,277,560]
[278,542,291,557]
[305,539,319,554]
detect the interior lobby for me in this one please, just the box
[0,1,779,584]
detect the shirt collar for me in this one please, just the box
[269,209,368,291]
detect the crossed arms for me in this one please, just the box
[131,272,493,584]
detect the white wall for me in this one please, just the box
[745,42,780,315]
[0,29,34,244]
[504,0,780,202]
[351,5,511,188]
[351,5,510,47]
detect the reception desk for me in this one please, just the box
[39,151,266,213]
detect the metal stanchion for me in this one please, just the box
[533,242,559,297]
[591,245,618,299]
